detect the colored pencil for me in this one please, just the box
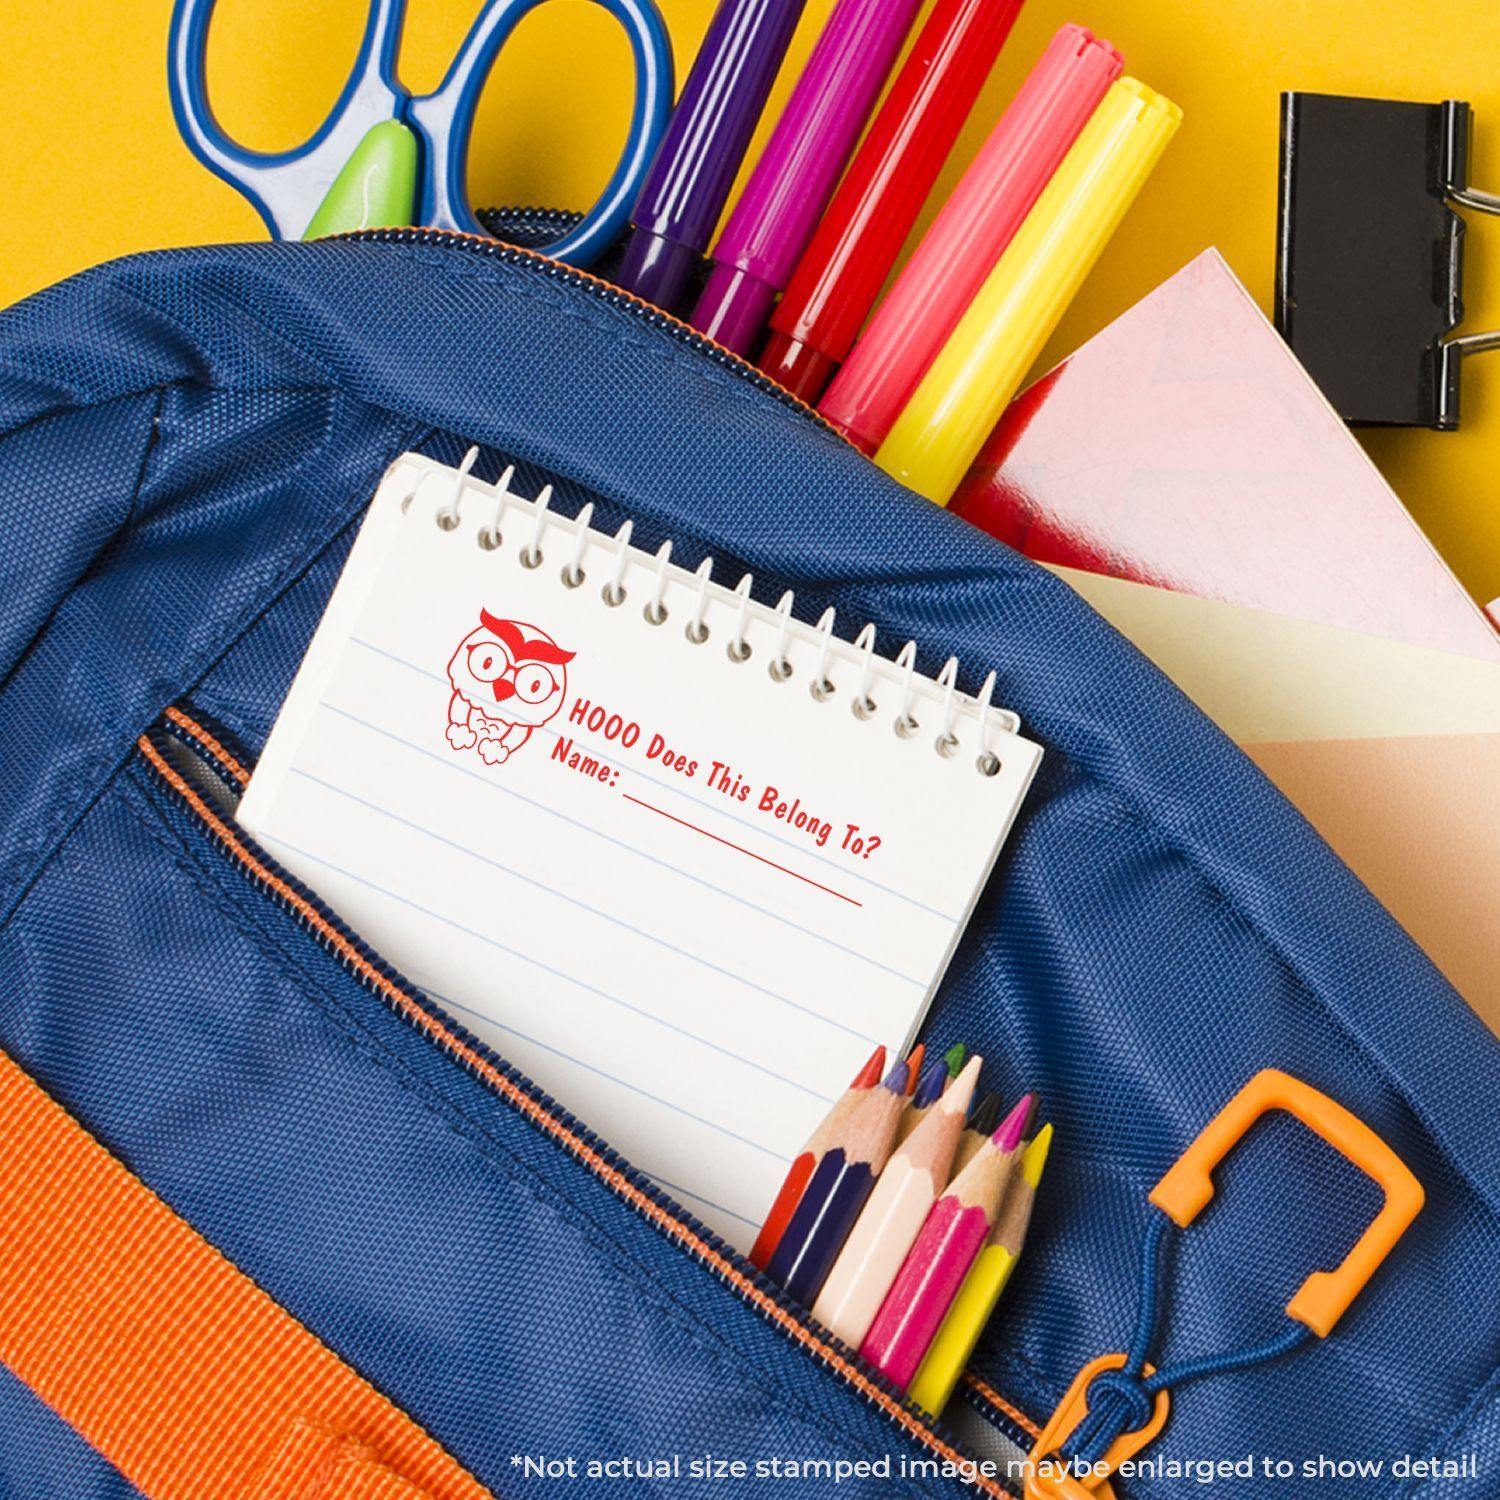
[909,1122,1053,1416]
[895,1057,950,1145]
[749,1044,886,1269]
[859,1093,1033,1386]
[813,1056,981,1349]
[943,1042,967,1078]
[951,1089,1001,1175]
[765,1058,910,1305]
[903,1043,926,1096]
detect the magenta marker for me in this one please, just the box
[689,0,926,354]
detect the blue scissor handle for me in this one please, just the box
[168,0,407,241]
[408,0,673,265]
[169,0,673,266]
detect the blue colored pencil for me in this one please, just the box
[894,1057,951,1145]
[766,1057,909,1305]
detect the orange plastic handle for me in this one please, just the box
[1150,1069,1424,1336]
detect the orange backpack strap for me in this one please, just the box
[0,1047,493,1500]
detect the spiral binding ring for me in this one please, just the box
[810,608,837,701]
[728,574,754,662]
[852,624,880,719]
[975,670,1003,776]
[935,658,961,757]
[561,502,593,586]
[768,591,796,680]
[603,520,633,606]
[435,446,479,530]
[894,642,921,738]
[644,540,673,624]
[519,485,553,568]
[478,463,513,550]
[416,457,1024,773]
[686,557,714,643]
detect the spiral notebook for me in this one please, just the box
[241,453,1042,1247]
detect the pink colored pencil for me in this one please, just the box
[859,1093,1033,1386]
[812,1056,982,1350]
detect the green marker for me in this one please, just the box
[943,1042,967,1078]
[302,120,419,239]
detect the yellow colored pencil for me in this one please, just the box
[875,79,1181,505]
[907,1122,1053,1417]
[812,1057,981,1350]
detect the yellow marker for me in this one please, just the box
[908,1123,1053,1418]
[875,80,1182,505]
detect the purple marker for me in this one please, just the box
[618,0,809,312]
[689,0,925,354]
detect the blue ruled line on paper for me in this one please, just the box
[415,981,787,1175]
[290,765,881,1046]
[316,700,927,989]
[257,832,837,1106]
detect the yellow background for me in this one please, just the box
[4,0,1499,607]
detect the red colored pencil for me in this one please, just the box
[749,1045,885,1268]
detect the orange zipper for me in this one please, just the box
[147,708,1042,1493]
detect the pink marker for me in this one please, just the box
[819,25,1122,453]
[859,1094,1033,1387]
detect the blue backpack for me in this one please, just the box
[1,231,1495,1498]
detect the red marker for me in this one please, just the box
[819,24,1123,452]
[759,0,1026,402]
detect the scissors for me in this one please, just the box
[168,0,674,267]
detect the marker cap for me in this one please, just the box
[759,330,839,402]
[617,229,702,314]
[692,264,780,355]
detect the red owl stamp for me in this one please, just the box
[445,610,575,766]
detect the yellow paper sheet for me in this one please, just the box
[1051,566,1500,742]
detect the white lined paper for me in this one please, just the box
[241,455,1041,1246]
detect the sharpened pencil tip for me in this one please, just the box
[940,1055,983,1115]
[1021,1122,1053,1186]
[994,1093,1034,1152]
[850,1045,887,1090]
[967,1090,1001,1137]
[883,1058,911,1095]
[942,1042,967,1077]
[912,1058,948,1108]
[902,1044,925,1095]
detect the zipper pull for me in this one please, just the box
[1024,1354,1169,1499]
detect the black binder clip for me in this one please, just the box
[1276,92,1500,429]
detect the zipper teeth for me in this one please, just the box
[334,226,848,439]
[146,713,1040,1484]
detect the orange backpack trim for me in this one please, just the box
[0,1047,492,1500]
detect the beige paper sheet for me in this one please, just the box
[1049,566,1500,1024]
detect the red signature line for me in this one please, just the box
[622,795,863,908]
